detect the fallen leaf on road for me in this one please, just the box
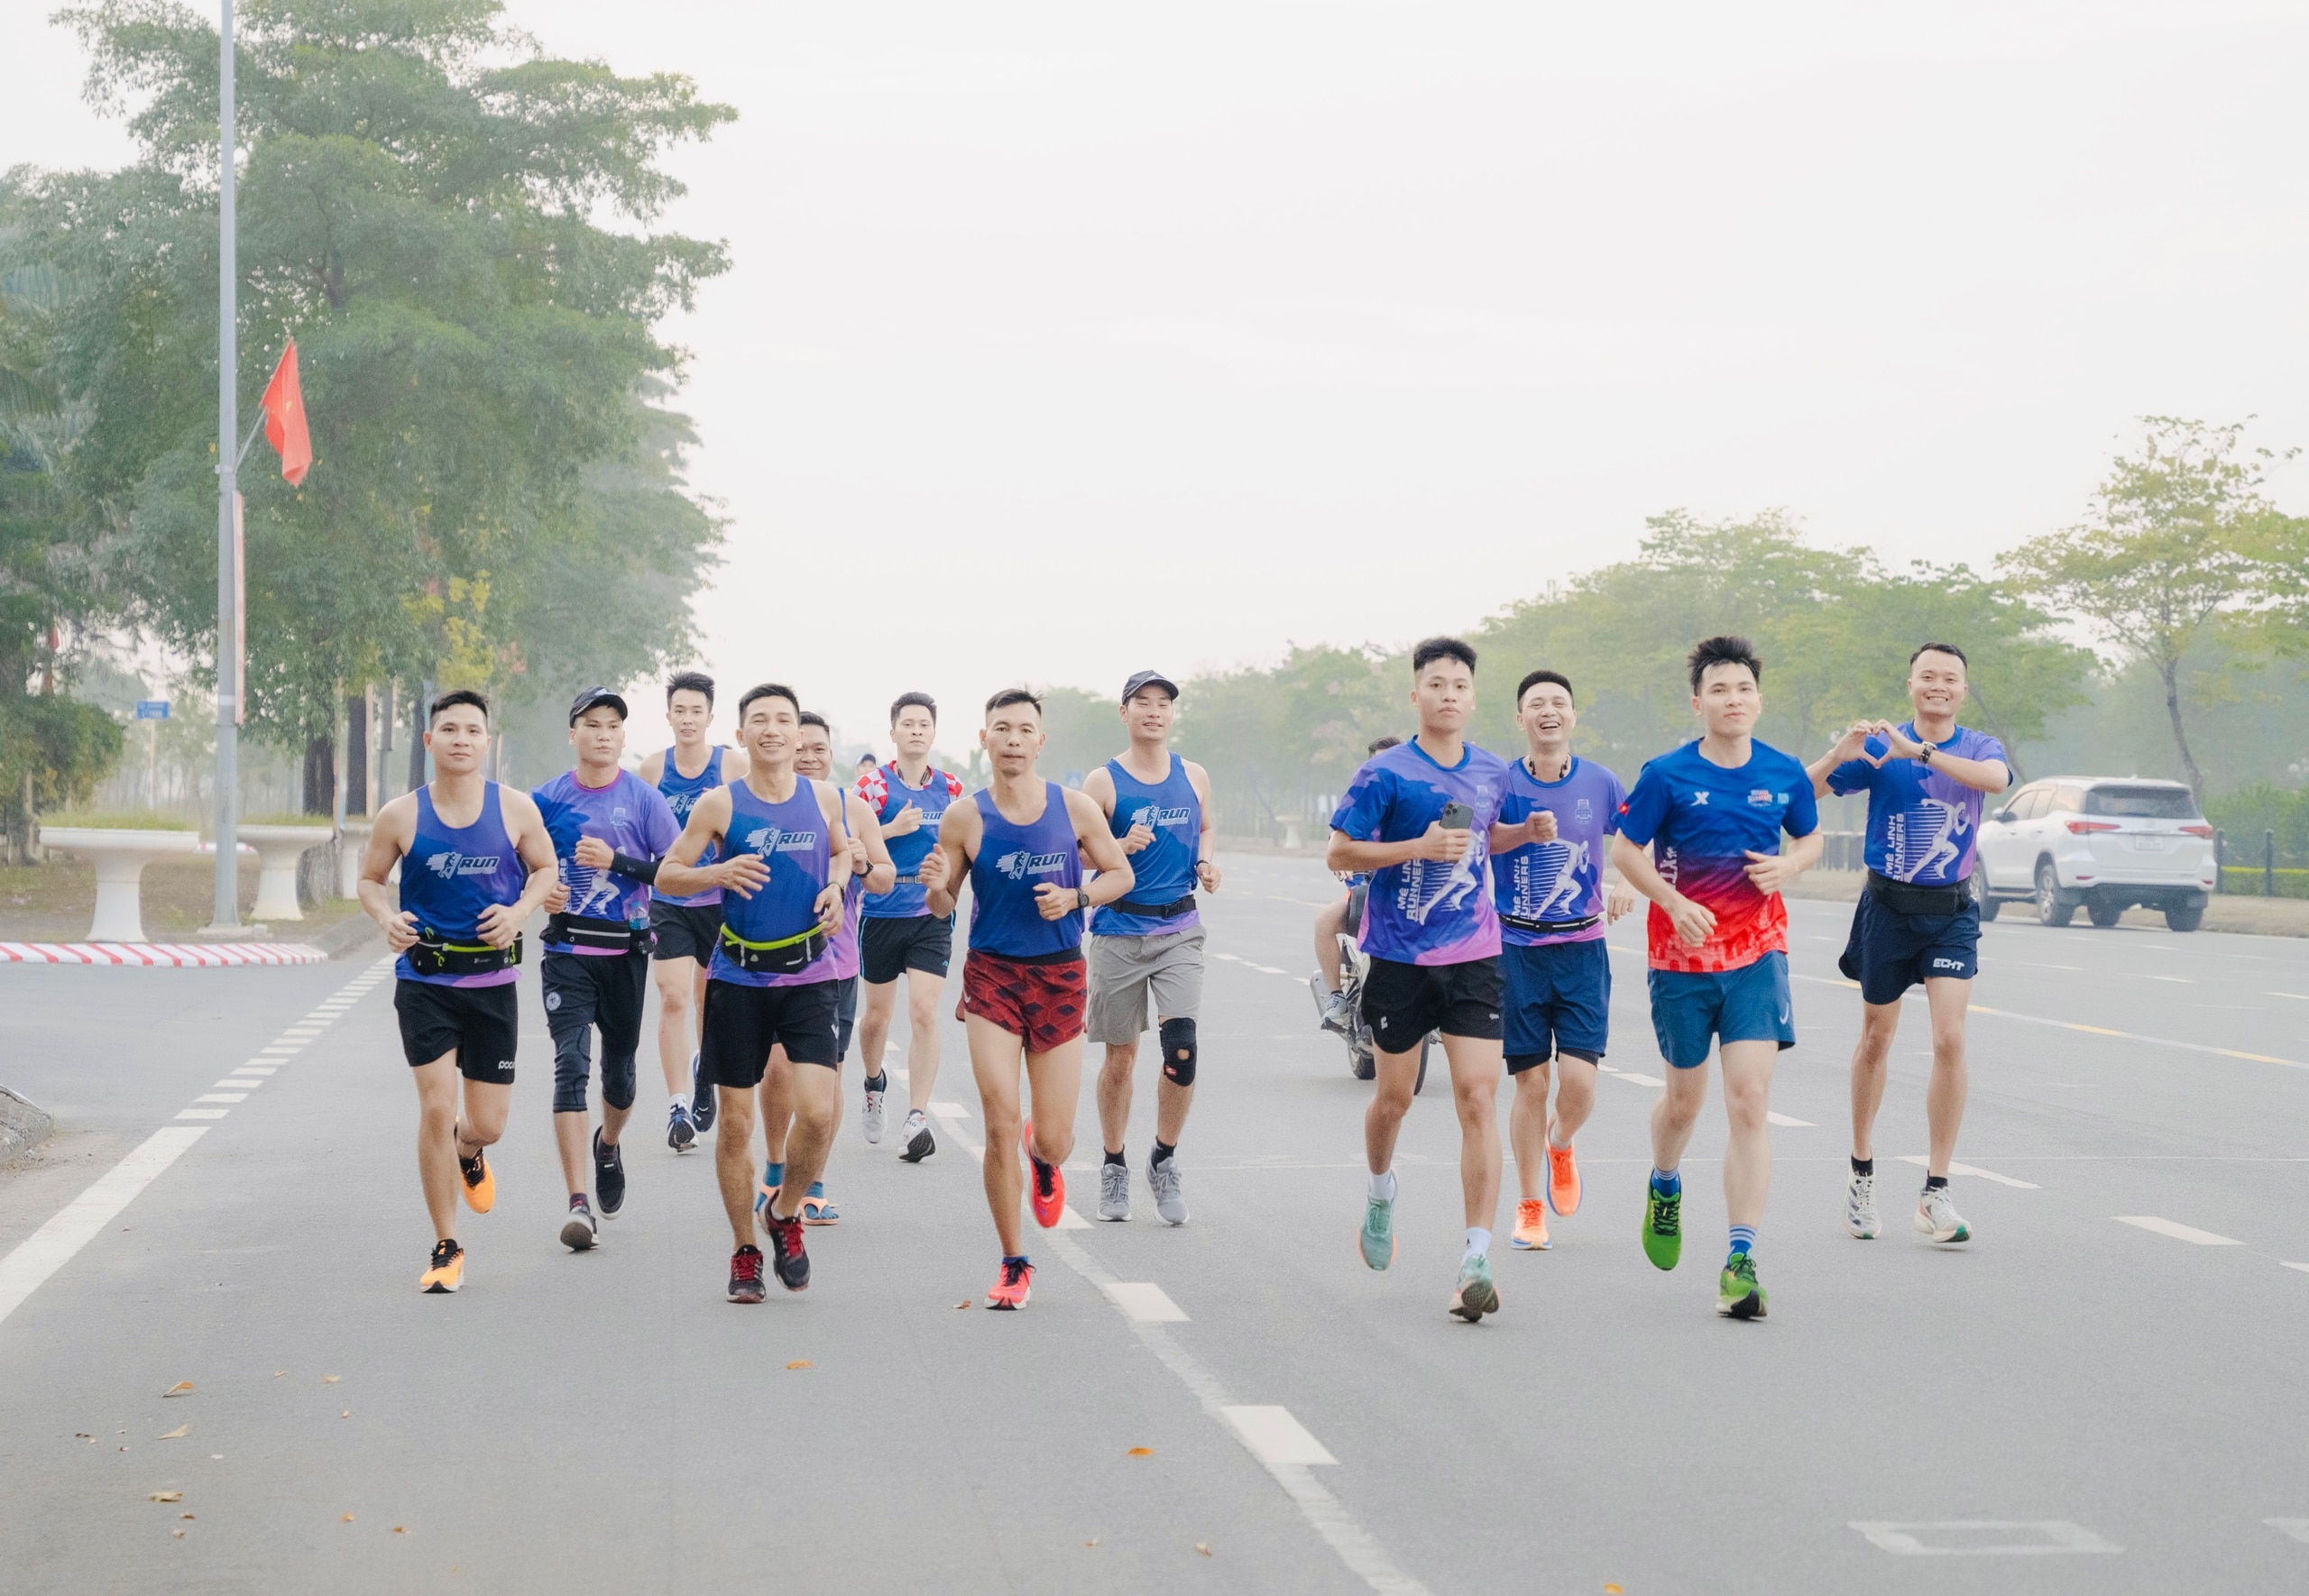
[162,1382,194,1398]
[1127,1447,1153,1458]
[323,1376,340,1384]
[117,1446,128,1453]
[340,1514,354,1523]
[274,1371,285,1378]
[148,1492,182,1502]
[75,1433,90,1439]
[180,1514,194,1521]
[171,1530,184,1539]
[393,1527,407,1535]
[1085,1538,1099,1547]
[952,1299,971,1309]
[1195,1542,1212,1557]
[339,1410,350,1418]
[158,1425,189,1440]
[786,1360,811,1370]
[1605,1586,1624,1594]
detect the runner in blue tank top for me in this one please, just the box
[1080,670,1220,1226]
[854,690,968,1163]
[639,672,753,1150]
[654,683,888,1304]
[355,689,557,1296]
[918,687,1136,1310]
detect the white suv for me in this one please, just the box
[1973,776,2215,931]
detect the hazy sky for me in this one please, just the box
[9,2,2307,758]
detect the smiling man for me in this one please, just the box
[1610,637,1823,1321]
[1807,642,2010,1248]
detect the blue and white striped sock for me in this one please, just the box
[1727,1225,1757,1258]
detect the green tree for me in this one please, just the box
[6,0,732,802]
[2001,417,2290,800]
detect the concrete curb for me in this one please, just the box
[0,1082,54,1166]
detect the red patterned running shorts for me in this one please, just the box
[961,949,1087,1052]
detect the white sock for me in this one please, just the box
[1367,1169,1396,1201]
[1464,1227,1491,1261]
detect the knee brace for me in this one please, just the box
[1159,1017,1198,1087]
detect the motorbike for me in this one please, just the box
[1311,882,1432,1094]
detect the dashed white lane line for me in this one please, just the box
[926,1105,1091,1228]
[1766,1113,1814,1127]
[1247,963,1288,976]
[928,1100,970,1118]
[2267,1518,2309,1542]
[195,1093,248,1104]
[0,1126,210,1329]
[174,1109,229,1121]
[1102,1280,1190,1322]
[2115,1215,2242,1246]
[1896,1156,2039,1190]
[1850,1520,2120,1555]
[1222,1405,1338,1466]
[2283,1262,2309,1276]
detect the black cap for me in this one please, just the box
[1121,669,1179,703]
[568,686,629,724]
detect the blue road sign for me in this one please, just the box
[134,700,170,720]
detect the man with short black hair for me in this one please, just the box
[1808,641,2010,1245]
[1610,637,1823,1320]
[357,690,558,1293]
[654,684,890,1302]
[1489,669,1635,1252]
[534,687,683,1249]
[855,691,966,1162]
[640,671,750,1150]
[1327,637,1516,1322]
[1083,670,1220,1225]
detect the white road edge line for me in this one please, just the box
[1895,1156,2039,1190]
[1221,1405,1337,1465]
[2282,1262,2309,1276]
[1766,1113,1813,1127]
[0,1126,209,1329]
[1102,1280,1190,1322]
[1850,1519,2120,1555]
[2268,1518,2309,1543]
[2114,1215,2242,1246]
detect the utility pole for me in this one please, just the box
[209,0,240,930]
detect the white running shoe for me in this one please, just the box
[1098,1160,1130,1222]
[1914,1184,1972,1243]
[862,1085,886,1145]
[1311,977,1352,1036]
[1844,1169,1881,1239]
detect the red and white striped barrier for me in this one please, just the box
[0,941,330,968]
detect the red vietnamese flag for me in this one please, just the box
[260,339,312,487]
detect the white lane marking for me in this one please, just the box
[1222,1405,1338,1466]
[0,1127,209,1329]
[1896,1156,2039,1189]
[2268,1518,2309,1543]
[2146,976,2193,984]
[1850,1520,2120,1555]
[1053,1202,1091,1230]
[929,1101,971,1118]
[281,1025,326,1035]
[1046,1228,1432,1594]
[1611,1070,1664,1087]
[235,1065,278,1075]
[1212,951,1243,962]
[260,1044,304,1056]
[1766,1113,1813,1127]
[2269,993,2309,1001]
[2115,1215,2242,1246]
[928,1107,1093,1228]
[2280,1262,2309,1276]
[216,1078,265,1088]
[1103,1281,1190,1322]
[1248,963,1288,976]
[175,1108,229,1120]
[889,1068,909,1083]
[195,1093,248,1104]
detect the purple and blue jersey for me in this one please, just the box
[653,745,727,909]
[1827,722,2009,887]
[1617,738,1818,975]
[858,761,964,920]
[1328,737,1510,967]
[531,769,680,957]
[397,783,529,988]
[1493,756,1626,948]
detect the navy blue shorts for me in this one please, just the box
[1838,893,1979,1005]
[1502,940,1611,1072]
[1647,951,1794,1069]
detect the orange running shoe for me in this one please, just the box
[420,1239,465,1293]
[1546,1139,1582,1217]
[986,1255,1034,1309]
[1021,1121,1066,1229]
[457,1136,494,1214]
[1511,1197,1551,1251]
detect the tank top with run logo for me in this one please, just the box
[708,776,839,989]
[1092,753,1201,938]
[653,745,725,909]
[397,783,529,988]
[967,783,1084,961]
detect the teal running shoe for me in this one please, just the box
[1359,1193,1396,1270]
[1642,1184,1682,1270]
[1717,1252,1767,1319]
[1449,1252,1499,1322]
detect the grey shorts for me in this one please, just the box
[1086,925,1206,1044]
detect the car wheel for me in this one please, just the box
[2035,860,2074,927]
[1973,863,2000,922]
[2166,903,2204,932]
[2086,901,2123,928]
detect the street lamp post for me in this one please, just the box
[210,0,240,931]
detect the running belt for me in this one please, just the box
[1864,871,1970,915]
[1109,893,1197,920]
[1498,911,1601,935]
[407,929,524,977]
[544,912,649,952]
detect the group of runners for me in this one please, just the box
[358,628,2009,1324]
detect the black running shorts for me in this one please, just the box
[395,978,520,1080]
[649,899,723,965]
[700,977,842,1086]
[1359,954,1504,1047]
[543,949,649,1114]
[860,913,953,985]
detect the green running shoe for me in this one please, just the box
[1716,1252,1767,1319]
[1359,1192,1396,1270]
[1642,1184,1682,1270]
[1449,1252,1499,1322]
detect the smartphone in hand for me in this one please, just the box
[1440,800,1474,830]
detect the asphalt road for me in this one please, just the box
[3,852,2307,1594]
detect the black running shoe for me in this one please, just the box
[899,1108,935,1163]
[690,1052,716,1134]
[593,1128,626,1217]
[727,1243,765,1304]
[764,1211,811,1292]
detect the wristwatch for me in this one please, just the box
[1919,744,1936,766]
[1076,888,1090,911]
